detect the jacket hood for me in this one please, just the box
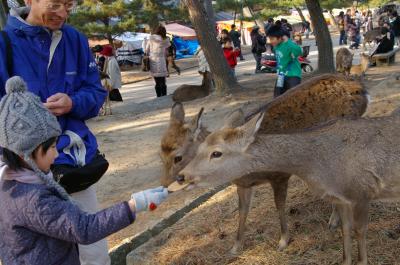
[7,7,63,36]
[0,162,44,184]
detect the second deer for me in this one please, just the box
[161,74,369,254]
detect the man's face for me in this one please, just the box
[28,0,74,30]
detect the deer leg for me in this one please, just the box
[353,202,369,265]
[271,176,290,251]
[328,204,341,231]
[230,185,252,255]
[337,203,353,265]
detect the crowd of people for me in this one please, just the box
[337,8,400,52]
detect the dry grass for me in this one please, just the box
[131,177,400,265]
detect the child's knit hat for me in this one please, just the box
[0,76,69,200]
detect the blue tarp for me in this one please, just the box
[173,37,199,59]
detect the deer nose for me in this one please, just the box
[176,174,185,184]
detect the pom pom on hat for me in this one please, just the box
[5,76,27,94]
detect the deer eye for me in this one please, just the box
[174,156,183,164]
[210,151,222,159]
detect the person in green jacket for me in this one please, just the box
[267,25,303,97]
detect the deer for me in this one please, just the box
[336,47,354,76]
[172,71,213,103]
[180,109,400,265]
[350,53,370,77]
[160,74,370,254]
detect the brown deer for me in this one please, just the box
[160,74,369,254]
[350,53,370,77]
[180,109,400,265]
[172,71,212,102]
[336,47,353,76]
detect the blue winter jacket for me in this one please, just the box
[0,8,106,167]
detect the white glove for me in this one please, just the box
[131,186,168,212]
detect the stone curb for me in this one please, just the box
[108,184,230,265]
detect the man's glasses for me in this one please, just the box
[45,1,76,12]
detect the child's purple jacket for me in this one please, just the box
[0,180,135,264]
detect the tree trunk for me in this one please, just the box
[305,0,335,73]
[0,0,7,30]
[295,6,307,23]
[184,0,240,95]
[203,0,215,28]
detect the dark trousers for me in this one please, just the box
[274,76,301,97]
[339,30,347,45]
[154,77,167,97]
[253,52,262,71]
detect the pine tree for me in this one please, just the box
[68,0,141,44]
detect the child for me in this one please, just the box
[222,38,240,76]
[266,25,302,97]
[0,77,168,264]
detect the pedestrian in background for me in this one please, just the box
[229,24,244,61]
[251,26,266,74]
[146,25,171,97]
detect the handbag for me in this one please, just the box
[142,55,150,72]
[52,151,109,194]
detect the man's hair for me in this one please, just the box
[231,24,236,29]
[392,10,398,17]
[267,25,284,37]
[2,137,57,171]
[154,25,167,39]
[268,18,274,23]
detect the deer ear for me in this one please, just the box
[223,108,245,128]
[237,112,264,150]
[189,107,204,138]
[171,102,185,124]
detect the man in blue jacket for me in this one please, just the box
[0,1,109,264]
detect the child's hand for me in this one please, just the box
[130,186,168,212]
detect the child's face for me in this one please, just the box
[33,142,58,173]
[268,36,282,47]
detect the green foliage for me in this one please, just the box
[367,0,391,7]
[68,0,141,42]
[69,0,189,43]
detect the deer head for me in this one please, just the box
[179,112,264,188]
[160,103,206,187]
[160,103,246,187]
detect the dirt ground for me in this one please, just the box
[116,59,400,265]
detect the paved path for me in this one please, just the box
[119,34,362,106]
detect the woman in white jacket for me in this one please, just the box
[100,45,123,101]
[145,25,171,97]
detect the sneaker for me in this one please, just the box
[255,70,263,74]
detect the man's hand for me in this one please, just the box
[44,93,73,116]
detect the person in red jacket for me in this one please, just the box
[222,38,240,77]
